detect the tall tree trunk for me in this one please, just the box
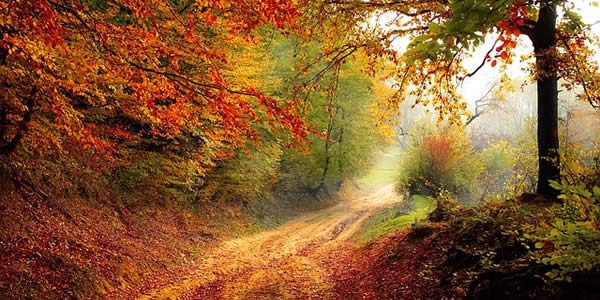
[318,104,336,190]
[533,1,560,197]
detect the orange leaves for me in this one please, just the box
[488,30,520,70]
[424,134,454,174]
[497,0,528,36]
[30,0,66,46]
[191,0,299,33]
[202,12,218,25]
[1,0,305,164]
[245,87,308,143]
[483,2,529,71]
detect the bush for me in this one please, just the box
[397,125,483,197]
[560,141,600,188]
[528,181,600,281]
[428,189,460,222]
[111,152,205,206]
[478,141,519,199]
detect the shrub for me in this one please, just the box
[201,142,283,204]
[428,189,460,222]
[560,141,600,188]
[503,118,538,196]
[111,152,205,206]
[397,125,483,197]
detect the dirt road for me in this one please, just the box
[139,184,402,299]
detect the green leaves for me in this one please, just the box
[528,181,600,281]
[548,180,563,191]
[593,186,600,199]
[428,23,443,34]
[445,0,508,38]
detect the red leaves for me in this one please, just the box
[325,226,451,299]
[491,15,523,69]
[1,0,305,163]
[203,12,218,25]
[197,0,299,33]
[496,0,528,38]
[490,0,530,69]
[32,0,66,46]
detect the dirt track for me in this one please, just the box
[138,184,402,299]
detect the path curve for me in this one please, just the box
[139,184,402,299]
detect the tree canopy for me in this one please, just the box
[0,0,306,164]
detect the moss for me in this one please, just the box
[356,195,435,243]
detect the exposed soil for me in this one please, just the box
[129,184,403,299]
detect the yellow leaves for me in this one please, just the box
[224,42,271,89]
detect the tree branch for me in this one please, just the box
[464,32,504,78]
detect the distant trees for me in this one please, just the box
[264,36,394,195]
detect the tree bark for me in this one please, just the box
[0,88,37,156]
[533,1,560,197]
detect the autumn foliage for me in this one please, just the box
[1,0,599,299]
[397,125,483,196]
[0,0,305,165]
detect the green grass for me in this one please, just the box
[358,146,403,189]
[356,195,435,243]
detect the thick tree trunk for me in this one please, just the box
[533,1,560,197]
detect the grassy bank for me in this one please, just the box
[356,195,435,243]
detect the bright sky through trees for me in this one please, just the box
[379,1,600,107]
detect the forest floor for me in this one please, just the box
[115,184,403,299]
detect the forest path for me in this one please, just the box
[138,184,402,299]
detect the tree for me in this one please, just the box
[464,80,502,127]
[258,34,392,194]
[309,0,600,197]
[0,0,305,165]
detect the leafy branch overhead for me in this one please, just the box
[397,0,599,117]
[0,0,306,161]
